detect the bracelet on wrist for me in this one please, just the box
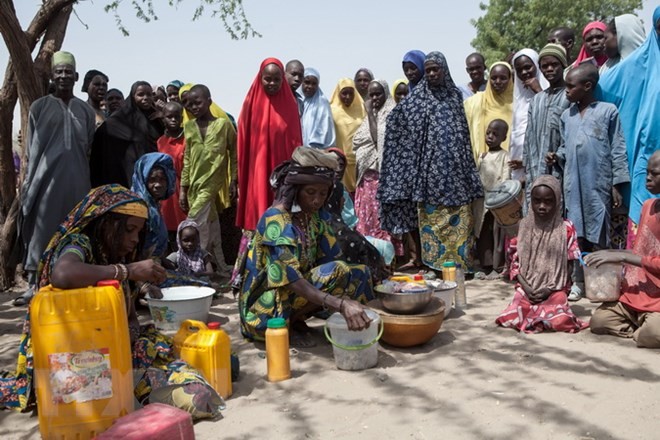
[339,297,345,313]
[111,264,120,280]
[117,263,128,281]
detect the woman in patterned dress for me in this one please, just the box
[0,185,223,418]
[238,147,374,345]
[378,51,483,271]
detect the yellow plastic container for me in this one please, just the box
[173,319,232,398]
[265,318,290,382]
[31,281,134,440]
[389,275,427,286]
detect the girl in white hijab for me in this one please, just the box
[509,49,548,182]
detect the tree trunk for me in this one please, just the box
[0,0,75,290]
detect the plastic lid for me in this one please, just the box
[267,317,287,328]
[442,262,456,268]
[413,274,424,281]
[207,322,221,329]
[484,180,522,209]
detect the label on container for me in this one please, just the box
[48,348,113,404]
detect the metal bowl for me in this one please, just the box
[374,285,433,315]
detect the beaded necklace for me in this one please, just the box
[292,211,318,269]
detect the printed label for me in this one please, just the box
[48,348,113,404]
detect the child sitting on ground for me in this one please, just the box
[167,220,215,281]
[546,63,629,301]
[495,175,588,333]
[474,119,510,279]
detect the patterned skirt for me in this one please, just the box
[355,170,392,242]
[495,288,588,333]
[418,203,474,271]
[239,261,374,340]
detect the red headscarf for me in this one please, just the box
[574,21,608,67]
[236,58,303,230]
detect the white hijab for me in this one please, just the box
[510,49,548,181]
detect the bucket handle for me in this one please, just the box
[324,318,384,351]
[579,252,589,267]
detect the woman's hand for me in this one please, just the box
[545,152,557,166]
[340,299,372,331]
[127,259,167,284]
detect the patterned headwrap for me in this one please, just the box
[270,147,337,210]
[176,220,206,275]
[38,185,146,287]
[168,80,184,89]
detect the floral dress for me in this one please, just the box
[238,207,374,340]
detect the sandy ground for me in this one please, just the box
[1,279,659,440]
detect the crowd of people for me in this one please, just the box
[1,7,658,418]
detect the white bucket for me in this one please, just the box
[324,310,383,371]
[146,286,215,333]
[428,280,456,318]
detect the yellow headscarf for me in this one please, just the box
[178,83,237,210]
[329,78,366,192]
[111,201,148,219]
[391,78,409,99]
[464,61,514,163]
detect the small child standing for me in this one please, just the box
[546,63,629,300]
[474,119,510,277]
[157,101,187,250]
[167,220,215,280]
[180,84,236,278]
[496,175,587,333]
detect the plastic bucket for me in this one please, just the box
[324,310,383,371]
[581,253,623,302]
[146,286,215,333]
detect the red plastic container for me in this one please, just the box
[95,403,195,440]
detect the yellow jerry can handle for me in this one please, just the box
[179,319,208,332]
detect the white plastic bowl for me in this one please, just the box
[146,286,215,333]
[427,280,456,318]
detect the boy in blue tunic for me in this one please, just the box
[546,63,629,300]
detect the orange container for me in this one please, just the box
[173,319,232,398]
[31,281,134,440]
[265,318,290,382]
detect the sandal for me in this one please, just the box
[13,286,35,307]
[485,270,503,281]
[397,260,424,271]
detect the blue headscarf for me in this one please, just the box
[598,6,660,224]
[131,152,176,257]
[402,50,426,89]
[301,67,337,148]
[167,80,184,89]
